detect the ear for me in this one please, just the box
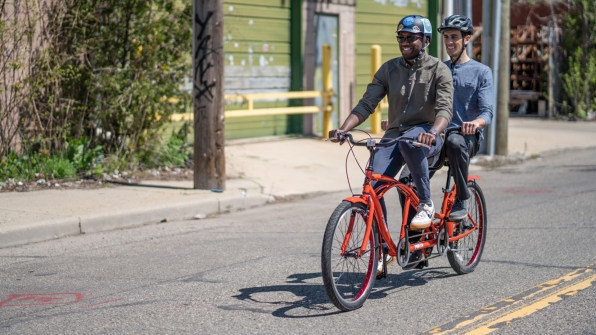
[464,34,472,44]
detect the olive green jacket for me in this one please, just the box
[352,51,453,136]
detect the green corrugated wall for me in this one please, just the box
[355,1,428,128]
[223,0,293,139]
[222,0,430,139]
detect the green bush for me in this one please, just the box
[140,121,192,169]
[40,157,77,180]
[561,0,596,118]
[1,0,193,178]
[65,138,104,176]
[0,152,40,182]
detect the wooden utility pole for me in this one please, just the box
[496,0,510,156]
[192,0,225,190]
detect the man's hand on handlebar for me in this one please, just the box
[328,129,347,144]
[460,121,481,135]
[417,131,437,147]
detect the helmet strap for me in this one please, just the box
[450,48,465,68]
[450,32,468,68]
[421,37,430,51]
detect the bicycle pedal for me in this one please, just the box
[401,250,424,270]
[415,259,429,269]
[376,255,396,278]
[461,220,474,230]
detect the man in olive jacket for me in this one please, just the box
[329,14,453,270]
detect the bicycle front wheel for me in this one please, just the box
[447,181,487,274]
[321,201,378,311]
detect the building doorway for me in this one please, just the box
[314,14,339,134]
[303,2,355,136]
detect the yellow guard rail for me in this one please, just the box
[171,44,335,138]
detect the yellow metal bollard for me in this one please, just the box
[322,44,333,139]
[370,45,382,134]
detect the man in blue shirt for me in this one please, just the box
[438,14,494,219]
[376,14,492,270]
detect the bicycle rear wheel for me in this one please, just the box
[321,201,378,311]
[447,181,487,274]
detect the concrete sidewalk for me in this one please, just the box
[1,118,595,248]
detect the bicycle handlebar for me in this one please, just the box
[332,127,478,149]
[334,131,432,149]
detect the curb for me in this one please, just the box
[0,188,273,249]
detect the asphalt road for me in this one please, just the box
[1,147,595,334]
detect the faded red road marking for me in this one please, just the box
[503,189,553,195]
[0,293,83,307]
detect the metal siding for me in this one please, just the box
[224,16,290,42]
[225,0,290,8]
[224,0,293,138]
[223,1,429,138]
[355,0,428,128]
[225,116,290,139]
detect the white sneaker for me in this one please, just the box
[410,201,434,229]
[376,253,395,275]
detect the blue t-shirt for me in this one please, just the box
[444,59,494,137]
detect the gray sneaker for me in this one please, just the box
[449,198,469,221]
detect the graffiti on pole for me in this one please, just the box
[193,10,216,104]
[191,2,225,190]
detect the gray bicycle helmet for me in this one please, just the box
[437,14,474,35]
[397,15,433,43]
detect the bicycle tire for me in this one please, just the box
[447,181,487,274]
[321,201,378,311]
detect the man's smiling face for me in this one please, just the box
[442,28,469,59]
[397,32,424,61]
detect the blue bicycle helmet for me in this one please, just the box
[396,15,433,44]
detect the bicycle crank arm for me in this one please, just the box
[446,247,474,252]
[422,253,442,262]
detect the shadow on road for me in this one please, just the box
[228,268,458,317]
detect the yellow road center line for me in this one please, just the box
[466,273,596,335]
[426,265,595,335]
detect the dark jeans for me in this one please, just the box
[372,126,443,229]
[372,126,443,204]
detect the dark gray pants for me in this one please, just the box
[445,132,479,201]
[398,131,480,202]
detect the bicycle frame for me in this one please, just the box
[408,174,481,254]
[341,171,418,258]
[338,135,480,262]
